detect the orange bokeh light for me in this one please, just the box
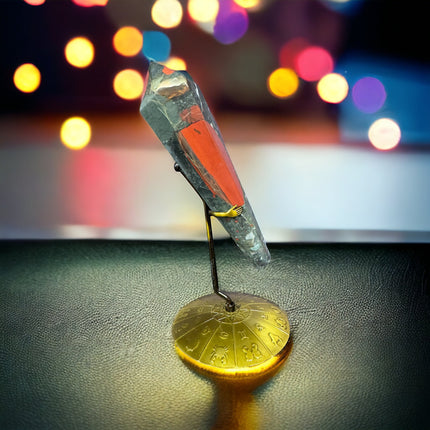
[23,0,46,5]
[267,68,299,98]
[113,26,143,57]
[13,63,41,93]
[64,37,94,68]
[162,56,187,70]
[60,117,91,150]
[113,69,144,100]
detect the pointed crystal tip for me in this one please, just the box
[148,61,171,78]
[145,61,189,99]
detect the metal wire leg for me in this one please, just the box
[174,163,236,312]
[203,202,236,312]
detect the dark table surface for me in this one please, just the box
[1,240,429,430]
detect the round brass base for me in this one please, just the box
[172,293,290,379]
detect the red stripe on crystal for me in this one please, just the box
[178,119,244,207]
[162,66,174,75]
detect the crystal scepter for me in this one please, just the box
[140,62,270,267]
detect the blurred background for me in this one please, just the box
[1,0,430,242]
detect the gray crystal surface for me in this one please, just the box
[140,61,270,267]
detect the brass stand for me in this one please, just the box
[172,163,290,379]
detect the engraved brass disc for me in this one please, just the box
[172,293,290,378]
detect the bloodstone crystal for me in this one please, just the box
[140,62,270,267]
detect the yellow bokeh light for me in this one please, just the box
[267,68,299,98]
[234,0,260,8]
[188,0,219,23]
[152,0,183,29]
[317,73,349,104]
[64,37,94,68]
[13,63,41,93]
[60,117,91,150]
[162,56,187,71]
[368,118,401,151]
[113,26,143,57]
[113,69,144,100]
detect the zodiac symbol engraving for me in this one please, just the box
[275,317,287,328]
[238,330,248,340]
[268,332,284,346]
[219,331,229,340]
[185,340,200,352]
[201,326,211,336]
[177,322,189,332]
[210,345,229,366]
[242,343,263,362]
[243,346,253,362]
[255,323,264,332]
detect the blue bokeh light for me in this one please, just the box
[142,31,171,62]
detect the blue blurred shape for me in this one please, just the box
[320,0,365,15]
[142,31,171,62]
[338,54,430,144]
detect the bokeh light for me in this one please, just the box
[279,37,309,69]
[317,73,349,104]
[64,37,94,68]
[23,0,45,5]
[60,117,91,150]
[113,69,144,100]
[295,46,334,82]
[151,0,183,29]
[234,0,260,8]
[267,68,299,98]
[142,31,171,61]
[163,56,187,70]
[214,0,248,44]
[352,76,386,113]
[71,0,109,6]
[13,63,41,93]
[113,26,143,57]
[368,118,401,150]
[188,0,219,23]
[323,0,363,14]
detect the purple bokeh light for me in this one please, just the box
[213,0,248,45]
[352,77,386,113]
